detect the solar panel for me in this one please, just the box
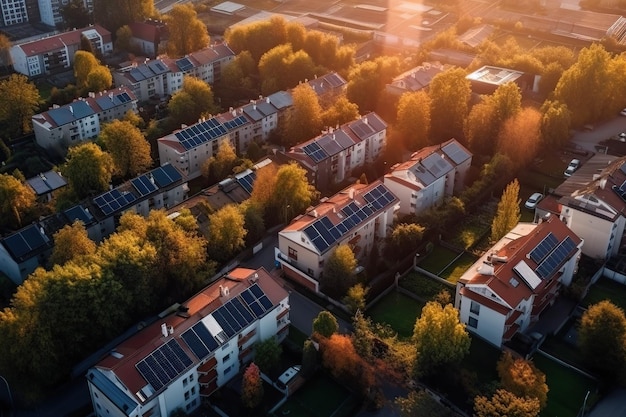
[181,327,210,360]
[131,176,158,196]
[303,142,329,163]
[94,189,137,215]
[232,297,254,323]
[137,361,164,391]
[259,295,273,310]
[529,233,559,264]
[64,205,93,225]
[176,57,193,72]
[536,237,577,278]
[212,309,236,337]
[236,171,256,194]
[442,141,470,164]
[194,322,219,351]
[135,339,193,392]
[117,92,132,103]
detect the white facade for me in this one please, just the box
[1,0,28,26]
[38,0,95,27]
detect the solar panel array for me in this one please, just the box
[236,171,256,194]
[117,92,132,103]
[131,175,158,197]
[223,115,248,130]
[536,236,577,278]
[349,120,375,140]
[303,142,328,163]
[442,141,470,165]
[181,283,275,360]
[3,225,48,259]
[303,184,396,252]
[135,339,193,392]
[529,232,558,264]
[152,164,182,188]
[64,205,93,225]
[94,189,137,216]
[176,57,193,72]
[174,118,228,151]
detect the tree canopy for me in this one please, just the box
[281,83,323,146]
[241,363,264,409]
[254,337,282,374]
[396,91,431,150]
[168,76,219,127]
[73,50,99,88]
[312,310,339,339]
[48,221,96,268]
[100,120,152,178]
[165,4,210,57]
[496,108,541,170]
[497,351,548,409]
[347,56,402,112]
[0,172,35,228]
[60,0,91,30]
[63,142,114,199]
[474,389,540,417]
[321,244,357,299]
[429,67,470,142]
[93,0,155,32]
[490,179,521,242]
[207,204,247,262]
[0,74,40,137]
[258,44,316,95]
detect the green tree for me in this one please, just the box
[322,96,360,129]
[347,56,401,112]
[578,300,626,382]
[312,310,339,339]
[48,221,96,267]
[396,91,431,150]
[258,44,316,95]
[490,179,521,242]
[100,120,152,177]
[269,163,315,224]
[474,389,540,417]
[63,142,114,198]
[343,283,368,314]
[351,310,373,359]
[386,223,425,260]
[497,351,548,409]
[0,172,35,228]
[207,205,247,262]
[412,301,470,377]
[168,76,219,127]
[301,339,318,378]
[396,390,457,417]
[429,67,471,141]
[240,200,265,246]
[201,141,238,183]
[165,4,210,57]
[0,74,40,136]
[93,0,155,32]
[541,100,572,149]
[321,244,357,299]
[254,337,282,374]
[282,83,323,146]
[73,50,99,88]
[241,362,264,409]
[491,82,522,128]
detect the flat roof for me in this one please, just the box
[466,65,525,86]
[211,1,245,14]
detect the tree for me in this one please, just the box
[207,205,247,262]
[301,340,318,378]
[491,82,522,128]
[352,310,373,359]
[0,173,35,228]
[465,100,497,156]
[48,221,96,267]
[474,389,540,417]
[429,67,471,141]
[0,33,12,71]
[320,334,375,396]
[386,223,425,260]
[412,301,470,377]
[281,83,323,146]
[269,163,315,224]
[396,390,457,417]
[201,141,238,183]
[490,179,521,242]
[73,50,99,88]
[93,0,155,32]
[240,201,265,246]
[250,163,277,209]
[63,142,114,198]
[60,0,91,30]
[343,284,368,314]
[85,65,112,92]
[578,300,626,382]
[396,91,431,150]
[100,120,152,177]
[168,76,219,127]
[496,108,541,170]
[258,44,316,95]
[114,25,133,52]
[541,100,571,149]
[497,351,548,409]
[224,16,289,62]
[321,244,357,299]
[254,337,282,374]
[0,74,40,136]
[347,56,401,112]
[322,96,360,129]
[241,362,264,409]
[312,310,339,339]
[165,4,210,57]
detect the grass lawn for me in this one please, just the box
[583,277,626,311]
[399,272,453,302]
[533,354,599,417]
[367,291,424,339]
[419,245,460,275]
[272,373,356,417]
[439,252,478,283]
[540,317,588,370]
[36,80,54,101]
[462,336,501,385]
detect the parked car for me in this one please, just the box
[620,132,626,142]
[524,193,544,210]
[620,108,626,116]
[564,159,580,177]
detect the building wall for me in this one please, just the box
[0,243,20,284]
[561,208,614,259]
[458,293,507,347]
[158,135,230,180]
[383,178,415,216]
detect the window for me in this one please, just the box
[189,374,194,382]
[470,301,480,315]
[224,365,232,374]
[223,353,231,362]
[191,386,196,395]
[183,377,188,387]
[288,247,298,260]
[184,390,190,401]
[468,317,478,328]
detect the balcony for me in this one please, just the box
[197,356,217,373]
[199,368,217,384]
[238,329,257,347]
[200,380,218,397]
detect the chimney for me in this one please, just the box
[219,285,230,297]
[69,105,74,114]
[311,209,318,218]
[348,187,355,199]
[161,323,168,337]
[363,116,368,124]
[476,261,494,276]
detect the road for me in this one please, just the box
[587,388,626,417]
[570,115,626,153]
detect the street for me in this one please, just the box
[570,114,626,153]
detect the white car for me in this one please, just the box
[524,193,544,210]
[564,159,580,178]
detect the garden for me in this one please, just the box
[583,277,626,311]
[367,290,424,338]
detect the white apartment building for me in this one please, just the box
[38,0,94,27]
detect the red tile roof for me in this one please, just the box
[18,25,111,57]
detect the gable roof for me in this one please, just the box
[26,170,67,195]
[16,25,111,57]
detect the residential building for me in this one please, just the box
[455,215,583,348]
[305,72,347,105]
[383,139,472,216]
[112,44,235,102]
[128,20,167,58]
[385,62,447,97]
[157,116,232,180]
[276,180,399,292]
[538,154,626,260]
[38,0,94,27]
[11,25,112,77]
[466,65,535,95]
[26,169,67,202]
[87,267,290,417]
[0,164,186,284]
[32,86,138,156]
[0,0,29,26]
[284,113,387,192]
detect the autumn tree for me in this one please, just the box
[258,44,316,95]
[396,91,431,150]
[0,33,12,71]
[413,301,470,377]
[48,221,96,267]
[0,172,35,228]
[491,82,522,128]
[270,163,315,224]
[386,223,425,260]
[225,16,290,62]
[114,25,133,53]
[343,283,368,314]
[168,76,219,127]
[165,4,210,57]
[100,120,152,178]
[63,142,114,198]
[207,204,247,262]
[429,67,471,141]
[321,244,357,299]
[201,141,238,184]
[312,310,339,339]
[301,340,318,377]
[322,96,360,129]
[497,108,541,169]
[320,334,375,396]
[73,50,99,88]
[578,300,626,382]
[541,100,572,149]
[396,390,457,417]
[281,83,323,146]
[0,74,40,136]
[347,56,402,112]
[474,389,540,417]
[85,65,112,92]
[93,0,155,33]
[465,100,497,156]
[497,351,548,409]
[490,179,521,242]
[254,337,282,374]
[241,362,264,409]
[240,200,265,246]
[250,163,277,209]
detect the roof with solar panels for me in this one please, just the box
[158,116,230,154]
[88,267,287,407]
[458,215,582,310]
[281,180,399,255]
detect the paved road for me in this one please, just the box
[570,115,626,153]
[586,388,626,417]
